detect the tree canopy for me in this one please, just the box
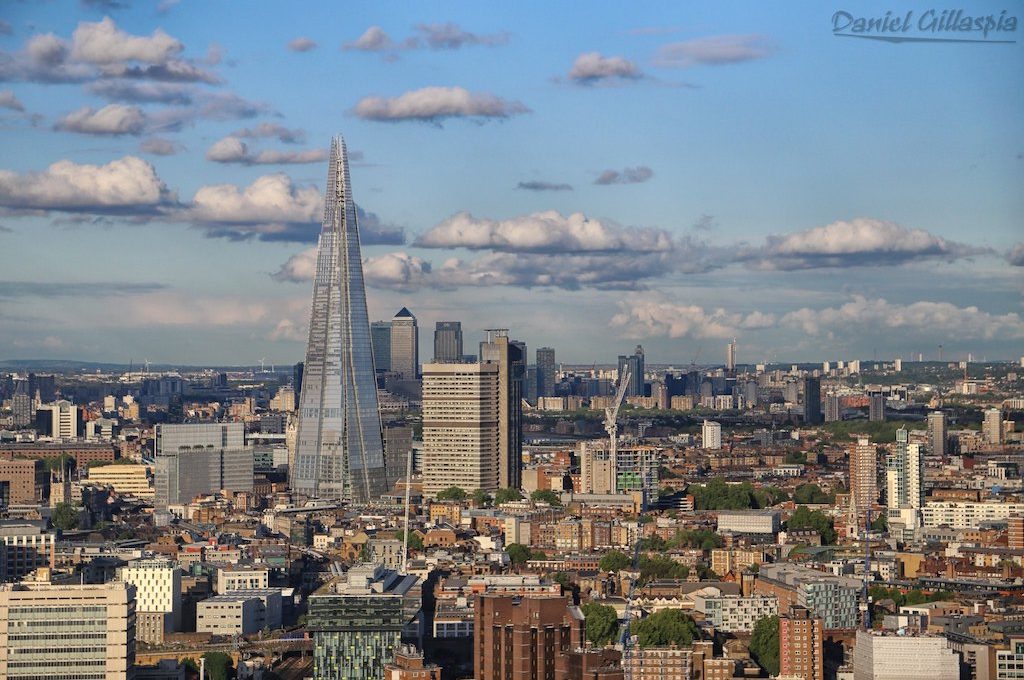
[792,483,832,505]
[393,530,423,550]
[638,555,689,583]
[688,478,785,510]
[787,505,837,544]
[472,489,493,507]
[581,602,619,646]
[530,489,562,506]
[506,543,532,565]
[435,486,467,501]
[749,615,780,676]
[201,651,235,680]
[51,502,79,531]
[599,550,631,572]
[494,487,523,505]
[633,609,700,648]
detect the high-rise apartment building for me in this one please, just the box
[308,563,421,680]
[370,322,391,373]
[117,557,182,643]
[850,437,878,526]
[536,347,557,399]
[617,345,645,397]
[480,330,525,489]
[779,605,824,680]
[868,393,886,422]
[802,377,822,425]
[390,308,419,379]
[154,423,253,508]
[885,428,923,519]
[292,138,389,502]
[0,575,136,680]
[984,408,1003,445]
[433,321,463,363]
[825,394,841,423]
[474,594,583,680]
[702,420,722,450]
[421,363,500,496]
[928,411,947,455]
[726,338,736,372]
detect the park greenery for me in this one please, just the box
[633,609,701,647]
[598,550,631,572]
[51,502,79,531]
[822,420,918,443]
[868,586,953,608]
[792,483,833,505]
[581,602,619,646]
[495,487,523,504]
[393,530,424,550]
[786,505,837,544]
[749,615,780,676]
[639,528,723,551]
[688,478,787,510]
[435,486,467,501]
[472,489,493,507]
[530,489,562,506]
[506,543,548,565]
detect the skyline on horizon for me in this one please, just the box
[0,2,1022,365]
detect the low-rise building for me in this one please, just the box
[852,629,959,680]
[693,594,778,632]
[716,510,781,535]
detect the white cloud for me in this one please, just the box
[781,295,1024,340]
[594,166,654,185]
[0,155,173,211]
[741,218,988,270]
[268,318,306,341]
[415,210,672,253]
[352,86,529,123]
[344,26,401,52]
[611,293,776,339]
[55,103,146,135]
[70,17,182,65]
[1008,242,1024,266]
[0,90,24,111]
[363,252,432,291]
[272,247,318,283]
[568,52,642,84]
[139,137,179,155]
[121,291,269,327]
[287,37,317,53]
[231,123,304,143]
[415,23,508,49]
[655,34,773,67]
[88,80,193,104]
[186,173,321,228]
[205,136,328,165]
[26,33,68,67]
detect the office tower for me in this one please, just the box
[927,411,947,456]
[0,575,136,680]
[983,408,1003,445]
[779,605,824,680]
[48,400,78,439]
[308,563,421,680]
[849,437,878,526]
[726,338,736,372]
[421,363,500,496]
[292,138,389,502]
[894,358,902,372]
[475,594,584,680]
[852,630,959,680]
[536,347,557,398]
[480,330,525,489]
[702,420,722,450]
[293,361,304,402]
[153,423,253,508]
[0,458,48,505]
[868,393,886,422]
[11,392,32,428]
[617,345,645,397]
[270,385,296,412]
[802,377,822,424]
[390,308,419,379]
[0,521,55,582]
[524,365,538,405]
[370,321,392,373]
[825,394,841,423]
[117,558,182,643]
[433,321,463,363]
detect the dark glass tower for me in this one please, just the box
[292,137,388,502]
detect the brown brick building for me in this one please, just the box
[475,594,583,680]
[779,605,824,680]
[384,644,442,680]
[0,443,116,470]
[0,457,48,504]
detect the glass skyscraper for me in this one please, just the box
[292,137,389,502]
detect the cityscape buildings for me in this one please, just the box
[779,605,824,680]
[479,330,525,490]
[390,308,420,380]
[292,138,390,502]
[536,347,557,399]
[618,345,645,398]
[370,321,392,373]
[433,321,464,363]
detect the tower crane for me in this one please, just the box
[605,368,631,469]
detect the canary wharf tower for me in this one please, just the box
[292,137,389,502]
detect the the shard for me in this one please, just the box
[291,136,389,502]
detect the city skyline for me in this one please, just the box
[0,2,1022,365]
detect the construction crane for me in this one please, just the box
[618,518,644,680]
[605,368,632,470]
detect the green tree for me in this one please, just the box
[201,651,234,680]
[506,543,532,565]
[495,487,523,504]
[436,486,467,501]
[394,530,424,550]
[639,535,667,551]
[43,453,75,472]
[181,658,199,673]
[870,513,888,532]
[638,555,689,583]
[749,615,780,676]
[581,602,619,646]
[599,550,631,572]
[787,505,837,544]
[530,489,562,506]
[472,489,493,507]
[51,502,79,531]
[633,609,700,647]
[793,483,831,505]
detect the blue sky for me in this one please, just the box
[0,1,1021,366]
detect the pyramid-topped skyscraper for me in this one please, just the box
[291,137,389,502]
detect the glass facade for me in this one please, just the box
[292,137,389,502]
